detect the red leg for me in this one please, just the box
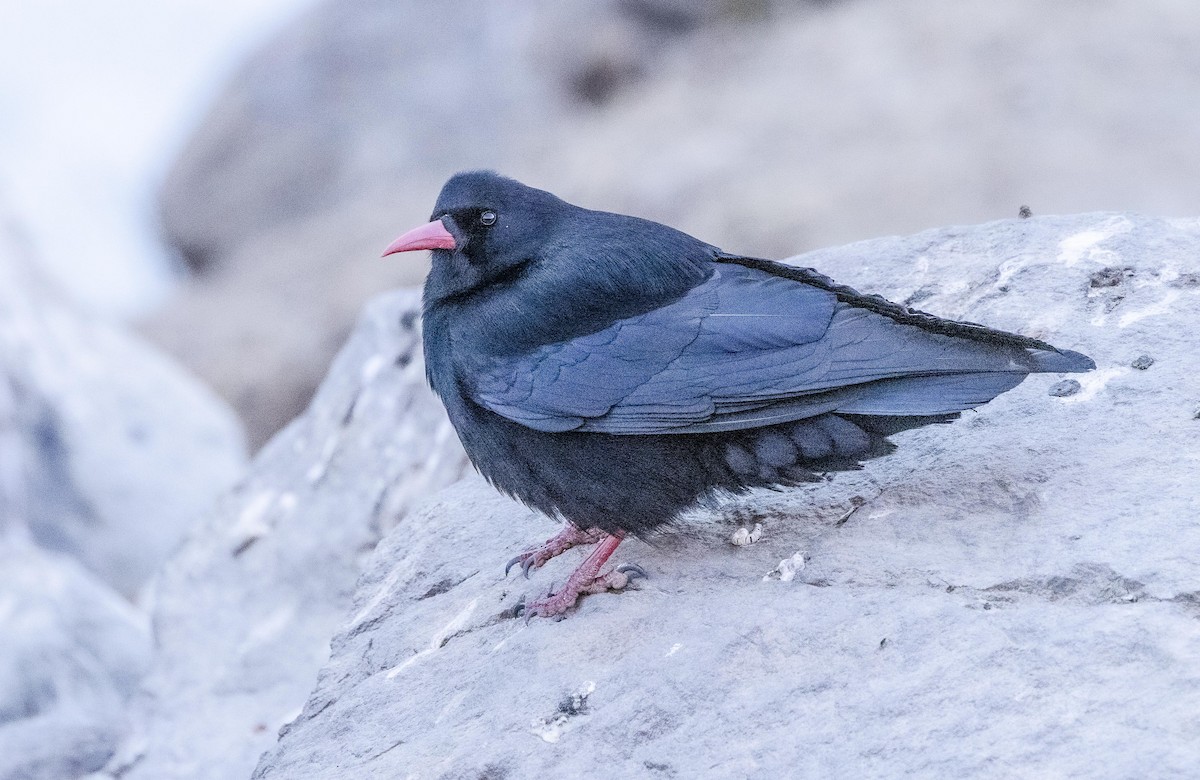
[506,523,605,578]
[522,533,645,620]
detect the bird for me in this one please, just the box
[382,171,1094,619]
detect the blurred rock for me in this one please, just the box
[104,291,468,780]
[245,213,1200,778]
[0,542,151,780]
[0,216,245,597]
[158,0,808,274]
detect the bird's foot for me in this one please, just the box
[518,533,646,621]
[523,565,646,620]
[505,524,605,578]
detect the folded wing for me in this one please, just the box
[469,261,1092,434]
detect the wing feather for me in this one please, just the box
[467,263,1065,434]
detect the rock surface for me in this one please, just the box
[242,213,1200,778]
[0,217,246,596]
[145,0,1200,448]
[0,542,151,780]
[0,211,244,779]
[104,291,469,780]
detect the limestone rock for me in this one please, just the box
[105,291,469,780]
[0,543,151,780]
[0,218,245,596]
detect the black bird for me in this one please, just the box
[383,171,1094,619]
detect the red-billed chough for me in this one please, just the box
[383,171,1094,619]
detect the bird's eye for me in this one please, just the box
[479,210,497,226]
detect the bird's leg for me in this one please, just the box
[505,523,606,578]
[522,533,646,620]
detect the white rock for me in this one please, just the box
[0,542,151,780]
[103,290,468,780]
[0,218,246,596]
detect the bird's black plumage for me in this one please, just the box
[413,171,1094,537]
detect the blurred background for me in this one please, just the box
[2,2,1199,776]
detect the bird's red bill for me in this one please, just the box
[381,219,457,256]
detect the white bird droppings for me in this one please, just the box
[730,523,763,546]
[764,551,807,582]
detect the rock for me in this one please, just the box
[145,0,1200,448]
[157,0,805,274]
[103,291,469,780]
[1131,354,1155,370]
[0,216,246,597]
[1047,379,1082,397]
[0,542,152,780]
[1090,266,1133,288]
[247,213,1200,778]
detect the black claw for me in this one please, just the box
[511,595,526,619]
[617,563,648,580]
[505,555,523,577]
[522,557,536,579]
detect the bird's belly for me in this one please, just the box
[445,396,903,537]
[447,400,725,536]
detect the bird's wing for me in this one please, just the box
[468,261,1085,434]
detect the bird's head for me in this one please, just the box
[383,171,568,302]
